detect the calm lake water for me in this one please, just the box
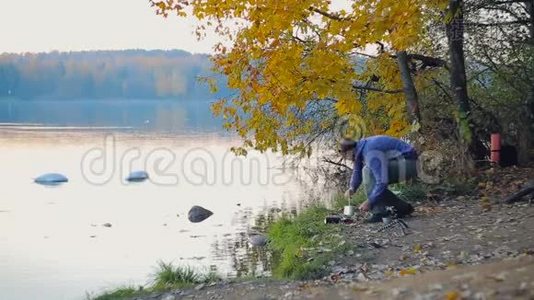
[0,99,310,300]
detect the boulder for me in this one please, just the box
[126,170,149,182]
[248,233,268,247]
[188,206,213,223]
[34,173,68,185]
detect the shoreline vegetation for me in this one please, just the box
[91,262,220,300]
[87,169,532,300]
[91,183,427,300]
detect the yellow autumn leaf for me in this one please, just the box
[151,0,444,155]
[445,290,460,300]
[399,267,417,276]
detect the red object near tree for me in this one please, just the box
[490,133,501,164]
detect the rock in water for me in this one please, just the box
[34,173,68,185]
[126,171,149,182]
[188,206,213,223]
[248,233,268,247]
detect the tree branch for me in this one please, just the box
[352,83,403,94]
[323,158,352,170]
[308,7,350,21]
[407,54,448,68]
[431,77,454,101]
[465,20,530,27]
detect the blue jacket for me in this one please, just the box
[349,135,417,206]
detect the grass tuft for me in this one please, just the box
[151,261,202,290]
[91,286,146,300]
[91,262,220,299]
[267,204,348,280]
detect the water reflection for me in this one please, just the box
[0,99,221,132]
[0,129,305,300]
[210,204,302,278]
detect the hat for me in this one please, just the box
[339,138,357,153]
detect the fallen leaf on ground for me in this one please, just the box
[445,290,460,300]
[399,267,417,276]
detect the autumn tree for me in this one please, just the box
[152,0,450,156]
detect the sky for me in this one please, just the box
[0,0,220,54]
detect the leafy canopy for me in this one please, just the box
[152,0,448,156]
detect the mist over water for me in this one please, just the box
[0,98,222,132]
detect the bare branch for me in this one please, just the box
[465,20,530,27]
[407,54,448,68]
[322,158,352,170]
[352,83,403,94]
[308,7,350,21]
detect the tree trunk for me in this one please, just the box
[519,0,534,165]
[528,0,534,46]
[396,51,421,124]
[445,0,483,161]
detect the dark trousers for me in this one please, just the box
[362,157,417,217]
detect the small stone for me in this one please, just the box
[102,223,112,228]
[346,250,355,256]
[357,273,368,281]
[429,284,443,291]
[461,290,473,298]
[195,283,205,290]
[34,173,68,185]
[473,292,486,300]
[162,295,175,300]
[487,271,508,282]
[188,206,214,223]
[125,170,149,182]
[248,233,268,247]
[392,288,408,297]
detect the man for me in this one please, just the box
[341,135,418,222]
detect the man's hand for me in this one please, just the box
[359,200,370,212]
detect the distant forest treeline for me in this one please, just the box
[0,50,229,100]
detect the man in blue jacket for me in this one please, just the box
[341,135,418,222]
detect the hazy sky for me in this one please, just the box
[0,0,220,54]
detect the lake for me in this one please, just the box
[0,99,311,300]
